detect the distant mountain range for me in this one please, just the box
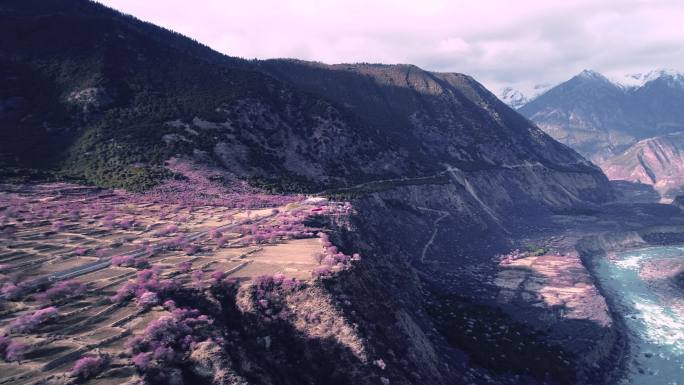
[505,69,684,161]
[500,68,684,198]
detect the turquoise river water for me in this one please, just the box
[593,246,684,385]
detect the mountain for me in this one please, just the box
[0,0,397,191]
[0,0,611,203]
[0,0,609,201]
[599,132,684,198]
[0,1,621,384]
[519,69,684,163]
[499,87,528,109]
[499,84,552,109]
[611,69,684,89]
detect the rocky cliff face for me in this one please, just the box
[599,132,684,198]
[258,60,613,204]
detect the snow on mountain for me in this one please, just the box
[609,69,684,89]
[532,83,553,96]
[499,87,528,109]
[499,83,554,109]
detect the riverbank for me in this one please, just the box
[505,200,684,385]
[575,225,684,385]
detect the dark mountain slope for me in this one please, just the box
[0,0,400,190]
[518,70,633,161]
[0,0,611,205]
[259,60,599,171]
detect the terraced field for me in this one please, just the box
[0,182,357,384]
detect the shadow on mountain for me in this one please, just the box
[438,262,624,385]
[610,180,660,203]
[675,270,684,291]
[157,286,382,385]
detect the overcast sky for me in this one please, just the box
[97,0,684,96]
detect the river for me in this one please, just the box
[593,246,684,385]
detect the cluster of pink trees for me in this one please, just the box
[111,267,179,308]
[102,217,136,231]
[191,270,204,286]
[1,276,87,303]
[111,255,149,269]
[182,243,199,255]
[152,233,201,256]
[312,233,361,279]
[0,335,25,362]
[209,229,231,248]
[155,224,179,237]
[187,269,235,290]
[311,265,333,279]
[8,306,59,333]
[36,280,86,303]
[136,291,160,309]
[0,190,114,231]
[1,275,47,301]
[250,273,303,322]
[126,306,218,376]
[177,261,192,273]
[70,355,107,380]
[117,218,135,229]
[128,157,304,210]
[233,218,316,247]
[72,247,89,256]
[209,229,223,240]
[51,220,64,232]
[158,234,184,248]
[1,282,26,301]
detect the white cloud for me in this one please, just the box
[97,0,684,95]
[437,37,471,54]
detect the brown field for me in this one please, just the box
[0,183,351,384]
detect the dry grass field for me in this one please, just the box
[0,181,358,384]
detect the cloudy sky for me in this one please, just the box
[98,0,684,96]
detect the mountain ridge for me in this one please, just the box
[517,68,684,163]
[0,2,609,200]
[599,132,684,198]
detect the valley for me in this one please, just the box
[2,1,684,384]
[4,174,684,385]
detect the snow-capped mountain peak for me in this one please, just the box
[610,69,684,89]
[499,87,528,109]
[577,69,607,80]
